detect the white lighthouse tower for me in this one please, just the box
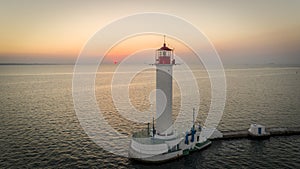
[155,37,175,136]
[128,37,211,162]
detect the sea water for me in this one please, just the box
[0,65,299,168]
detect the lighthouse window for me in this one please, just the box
[163,51,166,56]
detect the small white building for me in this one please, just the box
[248,124,269,136]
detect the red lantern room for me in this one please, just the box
[155,39,175,65]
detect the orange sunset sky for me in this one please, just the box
[0,0,299,64]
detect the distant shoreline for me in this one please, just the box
[0,63,299,68]
[0,63,74,65]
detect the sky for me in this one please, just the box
[0,0,300,65]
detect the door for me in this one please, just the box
[258,127,262,135]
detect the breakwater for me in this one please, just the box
[211,127,300,140]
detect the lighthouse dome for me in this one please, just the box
[159,43,172,51]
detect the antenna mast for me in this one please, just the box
[152,104,156,137]
[193,108,195,129]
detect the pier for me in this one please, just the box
[210,127,300,140]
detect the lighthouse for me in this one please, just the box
[129,37,211,162]
[155,37,175,136]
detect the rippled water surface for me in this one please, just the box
[0,65,300,168]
